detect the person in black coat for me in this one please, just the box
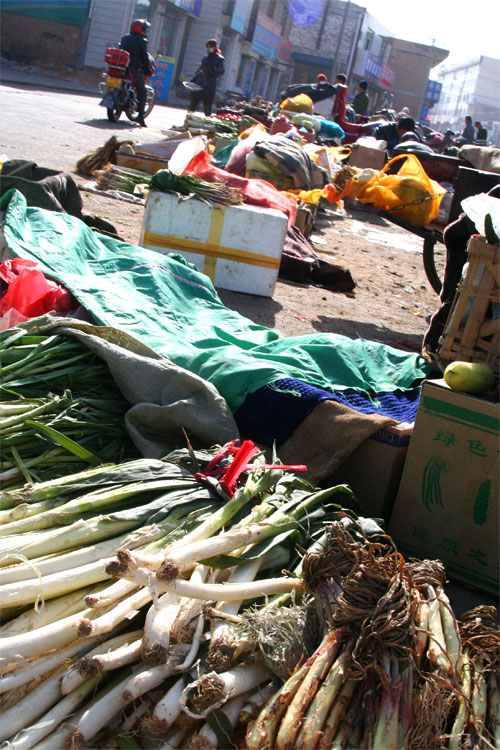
[189,39,225,116]
[120,19,152,127]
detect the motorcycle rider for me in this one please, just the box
[120,19,152,127]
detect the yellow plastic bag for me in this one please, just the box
[280,94,314,115]
[239,122,267,140]
[355,154,447,227]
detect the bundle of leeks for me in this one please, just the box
[246,521,500,750]
[0,327,137,487]
[0,440,355,750]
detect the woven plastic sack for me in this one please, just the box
[354,153,447,227]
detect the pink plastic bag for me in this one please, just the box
[183,150,296,228]
[0,258,77,326]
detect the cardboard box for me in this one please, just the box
[293,202,315,238]
[349,142,387,170]
[389,379,499,595]
[329,422,413,523]
[115,152,169,176]
[141,191,287,297]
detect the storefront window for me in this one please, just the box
[236,54,248,87]
[132,0,152,21]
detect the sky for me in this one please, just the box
[361,0,500,68]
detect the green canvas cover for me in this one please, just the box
[0,189,431,412]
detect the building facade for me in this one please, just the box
[348,12,394,114]
[288,0,364,88]
[431,56,500,145]
[385,38,448,121]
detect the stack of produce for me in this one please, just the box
[92,166,244,206]
[1,435,498,749]
[0,327,137,488]
[76,135,134,176]
[0,441,357,749]
[247,524,500,750]
[184,113,239,138]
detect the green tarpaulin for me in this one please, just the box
[1,189,431,411]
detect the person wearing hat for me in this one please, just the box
[351,80,369,116]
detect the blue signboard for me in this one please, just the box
[151,56,176,102]
[363,51,382,83]
[287,0,323,25]
[257,64,270,97]
[425,79,442,103]
[251,11,281,60]
[172,0,201,17]
[421,103,430,121]
[230,0,252,34]
[243,58,256,97]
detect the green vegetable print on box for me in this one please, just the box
[473,478,490,525]
[422,456,447,512]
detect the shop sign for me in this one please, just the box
[251,11,281,60]
[257,64,271,96]
[171,0,201,17]
[379,62,395,90]
[425,79,442,103]
[230,0,253,34]
[151,56,176,102]
[363,51,382,83]
[277,37,292,63]
[243,58,257,97]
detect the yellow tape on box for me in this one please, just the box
[140,192,287,297]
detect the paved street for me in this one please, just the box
[0,82,187,173]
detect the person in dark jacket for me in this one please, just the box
[120,18,152,127]
[374,116,422,156]
[351,80,369,116]
[474,121,488,143]
[189,39,225,116]
[462,115,476,144]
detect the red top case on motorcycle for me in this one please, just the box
[105,47,130,69]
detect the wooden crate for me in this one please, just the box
[438,235,500,375]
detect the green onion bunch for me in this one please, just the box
[0,443,353,749]
[0,328,138,487]
[93,164,244,206]
[92,164,150,194]
[149,169,244,206]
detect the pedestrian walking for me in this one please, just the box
[189,39,225,117]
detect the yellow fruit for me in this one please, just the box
[443,361,496,394]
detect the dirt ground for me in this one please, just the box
[78,181,445,355]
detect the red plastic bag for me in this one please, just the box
[183,150,296,228]
[0,258,77,325]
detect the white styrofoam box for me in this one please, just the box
[140,191,287,297]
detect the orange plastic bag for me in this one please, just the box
[354,153,446,227]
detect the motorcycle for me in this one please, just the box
[98,46,155,123]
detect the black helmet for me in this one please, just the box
[130,18,150,37]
